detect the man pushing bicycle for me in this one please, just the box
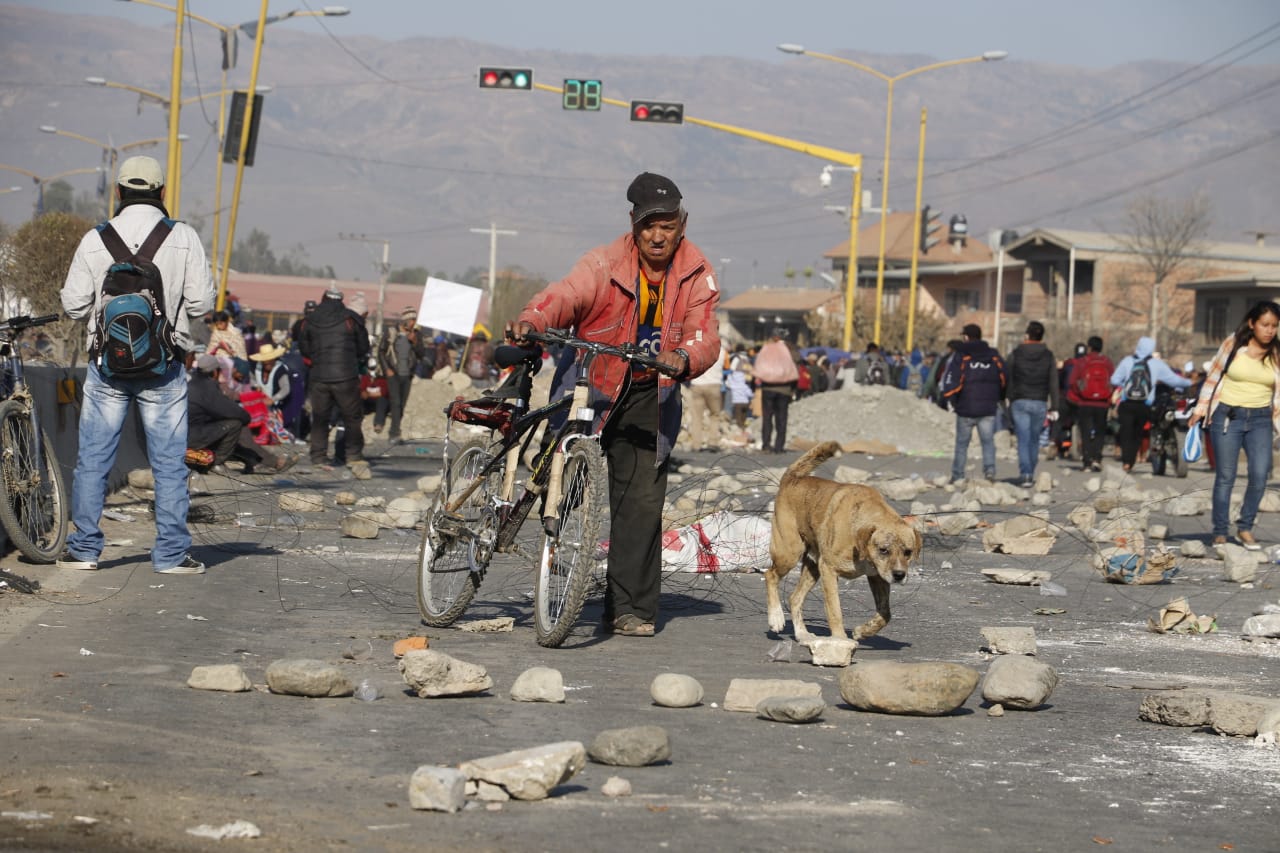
[509,172,721,637]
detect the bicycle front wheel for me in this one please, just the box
[417,436,500,627]
[0,399,68,563]
[534,440,606,648]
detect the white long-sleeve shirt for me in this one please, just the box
[61,203,215,352]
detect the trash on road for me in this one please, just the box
[981,568,1052,585]
[1146,597,1217,634]
[186,820,262,840]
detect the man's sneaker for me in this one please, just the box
[155,556,206,575]
[56,550,98,571]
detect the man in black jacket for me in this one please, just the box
[298,287,370,466]
[942,324,1007,483]
[1004,320,1060,487]
[188,355,293,474]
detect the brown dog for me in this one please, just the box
[765,441,921,642]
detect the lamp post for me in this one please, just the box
[38,126,172,218]
[113,0,347,291]
[777,44,1006,346]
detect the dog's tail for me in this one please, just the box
[780,440,842,487]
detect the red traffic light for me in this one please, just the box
[478,67,532,90]
[630,100,683,123]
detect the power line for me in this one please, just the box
[926,19,1280,181]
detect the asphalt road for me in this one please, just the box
[0,437,1276,852]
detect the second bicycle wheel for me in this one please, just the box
[417,436,501,627]
[0,399,68,563]
[534,439,607,648]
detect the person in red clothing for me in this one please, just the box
[509,172,720,638]
[1063,336,1115,472]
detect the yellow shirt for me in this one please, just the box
[1219,351,1275,408]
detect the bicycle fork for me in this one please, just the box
[541,379,597,538]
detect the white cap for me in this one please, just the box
[117,155,164,190]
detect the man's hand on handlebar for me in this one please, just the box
[506,321,536,346]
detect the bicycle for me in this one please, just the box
[417,328,678,647]
[0,314,69,562]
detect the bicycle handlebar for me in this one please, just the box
[0,314,60,334]
[524,328,682,377]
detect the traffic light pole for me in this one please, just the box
[906,108,927,351]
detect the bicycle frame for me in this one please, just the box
[442,345,605,557]
[0,324,52,495]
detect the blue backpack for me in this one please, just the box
[92,219,178,379]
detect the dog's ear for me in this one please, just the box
[854,525,874,558]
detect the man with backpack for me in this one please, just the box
[1063,336,1114,472]
[1110,336,1192,473]
[942,323,1007,483]
[58,156,215,574]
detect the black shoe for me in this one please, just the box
[156,555,206,575]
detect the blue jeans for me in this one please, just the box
[1011,399,1048,480]
[952,415,996,481]
[1208,404,1273,538]
[68,362,192,569]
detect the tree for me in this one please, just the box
[1116,194,1211,343]
[388,265,430,285]
[0,211,95,363]
[230,228,333,278]
[40,180,74,215]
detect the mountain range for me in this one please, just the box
[2,4,1277,294]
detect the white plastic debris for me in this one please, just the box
[78,648,94,656]
[186,820,262,840]
[186,614,209,622]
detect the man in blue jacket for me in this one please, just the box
[1111,336,1191,472]
[942,324,1008,483]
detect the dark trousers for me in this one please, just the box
[761,389,791,452]
[201,419,274,470]
[385,373,413,438]
[602,382,667,625]
[1076,405,1109,466]
[1116,399,1149,468]
[309,379,364,463]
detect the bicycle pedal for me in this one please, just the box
[434,511,467,537]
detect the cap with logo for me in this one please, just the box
[117,156,165,190]
[627,172,682,225]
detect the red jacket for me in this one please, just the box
[517,231,720,464]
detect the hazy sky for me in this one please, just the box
[13,0,1280,67]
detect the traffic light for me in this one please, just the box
[562,79,602,111]
[478,67,532,90]
[630,100,683,123]
[919,204,942,254]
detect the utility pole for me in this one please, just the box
[469,222,517,320]
[339,233,391,335]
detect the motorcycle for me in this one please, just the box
[1148,386,1193,477]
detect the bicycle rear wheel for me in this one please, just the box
[0,399,68,563]
[534,439,606,648]
[417,436,500,626]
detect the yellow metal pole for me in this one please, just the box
[872,78,895,346]
[217,0,269,310]
[906,108,927,351]
[210,69,229,289]
[166,0,185,206]
[842,167,862,352]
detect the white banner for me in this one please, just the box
[419,277,483,338]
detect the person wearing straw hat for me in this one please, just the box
[249,342,290,408]
[375,305,427,442]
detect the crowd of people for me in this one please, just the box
[52,157,1277,620]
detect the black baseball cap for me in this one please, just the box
[627,172,682,225]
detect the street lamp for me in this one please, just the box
[777,44,1007,345]
[84,76,270,219]
[38,126,170,218]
